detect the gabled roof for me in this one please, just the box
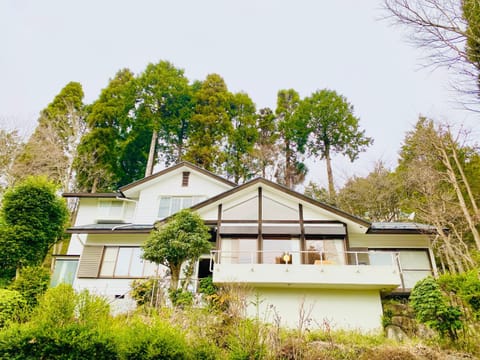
[190,177,372,228]
[119,161,237,193]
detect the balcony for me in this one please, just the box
[210,250,402,291]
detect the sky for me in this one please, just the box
[0,0,477,188]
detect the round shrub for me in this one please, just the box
[0,289,27,328]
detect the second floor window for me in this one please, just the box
[97,200,124,221]
[157,196,206,218]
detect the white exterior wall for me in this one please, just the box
[132,170,231,224]
[74,198,99,225]
[247,287,383,332]
[74,278,137,314]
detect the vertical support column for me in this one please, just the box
[257,187,263,264]
[216,204,222,264]
[299,204,305,264]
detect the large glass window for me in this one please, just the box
[368,249,433,289]
[263,238,300,264]
[157,196,206,218]
[51,259,78,287]
[399,250,432,289]
[99,247,158,278]
[305,239,345,265]
[220,238,257,264]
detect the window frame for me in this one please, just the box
[99,246,158,279]
[157,195,206,218]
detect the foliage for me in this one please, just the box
[185,74,233,172]
[137,61,194,168]
[9,265,50,308]
[169,288,194,308]
[384,0,480,105]
[0,289,27,328]
[224,92,258,183]
[130,278,164,307]
[336,162,402,221]
[252,107,278,179]
[142,209,211,291]
[75,68,136,191]
[0,322,118,360]
[296,89,373,200]
[438,269,480,319]
[11,82,86,190]
[396,117,480,273]
[0,129,23,193]
[115,315,192,360]
[227,318,268,360]
[304,181,332,204]
[275,89,308,188]
[0,177,69,273]
[410,276,463,340]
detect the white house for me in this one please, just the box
[55,162,437,332]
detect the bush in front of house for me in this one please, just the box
[9,265,50,308]
[114,315,192,360]
[0,289,27,328]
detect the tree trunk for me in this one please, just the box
[449,138,479,219]
[145,130,158,177]
[437,144,480,250]
[169,263,181,291]
[285,140,292,189]
[325,152,335,202]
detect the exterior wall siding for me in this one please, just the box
[247,287,383,332]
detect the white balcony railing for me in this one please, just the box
[209,250,402,290]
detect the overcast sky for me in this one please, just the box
[0,0,476,188]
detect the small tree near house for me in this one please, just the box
[142,209,211,293]
[0,176,69,279]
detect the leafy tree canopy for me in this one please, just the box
[0,177,69,274]
[296,89,373,199]
[142,209,211,290]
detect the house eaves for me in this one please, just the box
[119,161,237,194]
[188,177,372,228]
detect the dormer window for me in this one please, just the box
[182,171,190,187]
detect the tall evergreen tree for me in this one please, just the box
[275,89,309,189]
[253,107,278,179]
[74,69,136,192]
[12,82,86,191]
[296,89,372,200]
[184,74,233,172]
[224,92,257,183]
[136,61,193,173]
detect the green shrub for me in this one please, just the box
[130,278,164,307]
[0,322,118,360]
[169,288,193,308]
[0,289,27,328]
[32,283,76,327]
[410,276,463,341]
[116,316,192,359]
[438,269,480,317]
[9,265,50,308]
[227,318,267,360]
[76,289,111,327]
